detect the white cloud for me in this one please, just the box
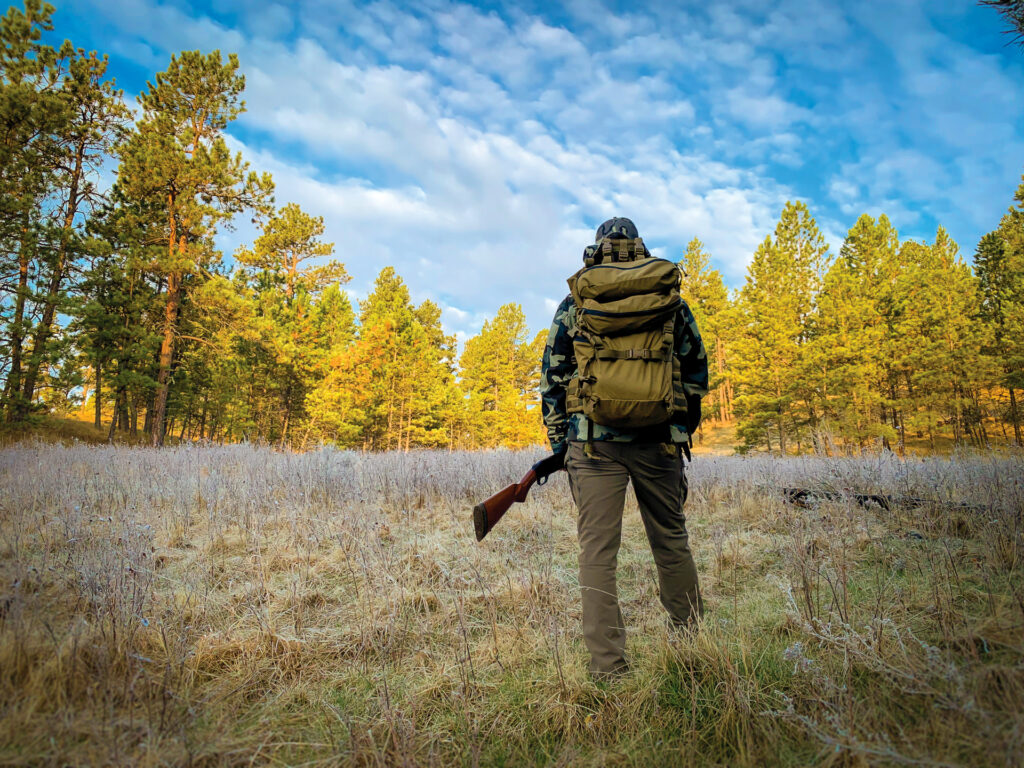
[66,0,1024,337]
[443,305,469,323]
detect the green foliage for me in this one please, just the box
[809,214,899,448]
[974,180,1024,443]
[115,48,273,445]
[730,201,828,454]
[235,202,345,299]
[2,2,1023,454]
[679,238,732,426]
[305,267,456,450]
[458,303,545,448]
[889,230,990,449]
[1,2,129,422]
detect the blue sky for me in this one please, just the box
[54,0,1024,341]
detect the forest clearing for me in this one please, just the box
[1,443,1022,766]
[3,1,1024,766]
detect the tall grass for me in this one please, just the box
[0,442,1021,766]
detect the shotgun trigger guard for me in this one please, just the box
[537,474,549,486]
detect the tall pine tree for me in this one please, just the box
[810,214,899,451]
[459,303,545,448]
[732,202,828,454]
[975,171,1024,444]
[679,238,733,427]
[116,50,273,445]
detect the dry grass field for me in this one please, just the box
[1,442,1022,767]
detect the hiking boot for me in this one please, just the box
[590,662,630,684]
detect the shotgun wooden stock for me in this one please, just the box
[473,469,537,541]
[474,452,565,542]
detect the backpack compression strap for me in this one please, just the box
[591,319,674,361]
[584,236,646,266]
[599,236,645,263]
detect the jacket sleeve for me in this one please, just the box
[674,301,709,434]
[539,296,575,453]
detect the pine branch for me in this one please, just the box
[981,0,1024,46]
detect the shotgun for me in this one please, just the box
[474,451,566,541]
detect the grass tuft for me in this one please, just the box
[0,442,1022,765]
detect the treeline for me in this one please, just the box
[0,2,545,449]
[683,196,1024,454]
[2,3,1023,454]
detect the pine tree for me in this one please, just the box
[235,203,345,300]
[459,303,545,448]
[311,268,454,450]
[810,215,900,451]
[73,206,160,437]
[678,238,733,427]
[975,172,1024,444]
[301,284,358,447]
[235,203,347,444]
[116,49,273,446]
[15,47,128,420]
[891,230,986,450]
[982,0,1024,45]
[313,284,356,350]
[731,202,829,454]
[1,1,66,418]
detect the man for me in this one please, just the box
[540,216,708,680]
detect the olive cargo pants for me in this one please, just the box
[566,440,703,675]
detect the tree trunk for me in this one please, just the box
[715,337,726,423]
[130,397,138,435]
[143,391,154,435]
[5,226,31,421]
[386,395,395,452]
[951,381,962,444]
[280,405,290,449]
[107,403,118,442]
[1009,387,1022,446]
[198,391,209,440]
[152,194,185,447]
[94,361,102,429]
[151,269,183,447]
[279,380,292,449]
[880,403,891,451]
[19,142,87,418]
[107,387,126,443]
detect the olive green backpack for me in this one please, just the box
[565,237,687,431]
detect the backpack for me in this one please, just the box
[565,237,688,431]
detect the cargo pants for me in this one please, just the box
[565,440,703,676]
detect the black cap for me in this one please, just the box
[595,217,638,241]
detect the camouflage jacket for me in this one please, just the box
[540,294,709,453]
